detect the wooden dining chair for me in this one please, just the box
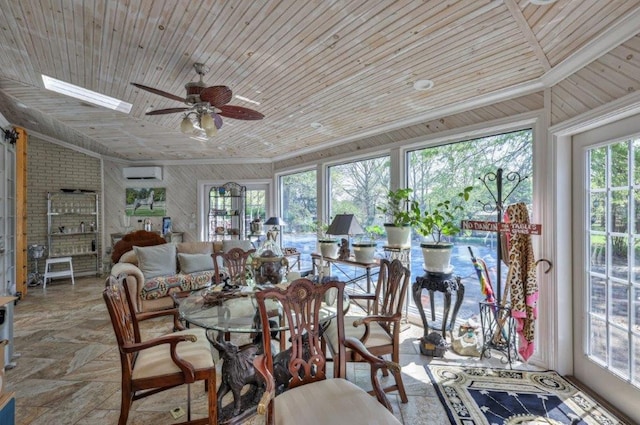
[325,258,410,403]
[213,247,256,285]
[253,278,402,425]
[103,274,217,425]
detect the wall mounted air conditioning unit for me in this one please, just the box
[122,166,163,181]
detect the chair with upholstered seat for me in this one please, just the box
[325,258,410,403]
[253,278,402,425]
[213,247,256,285]
[103,274,217,425]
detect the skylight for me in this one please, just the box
[42,75,132,114]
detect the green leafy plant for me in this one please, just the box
[365,225,384,239]
[415,186,473,244]
[377,188,419,227]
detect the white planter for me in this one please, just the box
[384,224,411,247]
[352,242,376,263]
[318,239,339,259]
[420,242,454,273]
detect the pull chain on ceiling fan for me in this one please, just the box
[131,63,264,137]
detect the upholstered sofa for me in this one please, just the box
[111,238,255,316]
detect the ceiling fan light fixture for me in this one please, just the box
[180,116,195,134]
[200,112,216,130]
[204,125,217,138]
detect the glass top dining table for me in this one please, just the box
[177,285,348,334]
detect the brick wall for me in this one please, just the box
[27,136,102,278]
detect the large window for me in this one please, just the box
[586,139,639,383]
[407,129,533,319]
[280,170,317,269]
[246,189,266,224]
[328,156,390,233]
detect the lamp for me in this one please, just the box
[326,214,364,260]
[264,217,286,247]
[180,116,195,133]
[180,109,222,138]
[1,126,18,145]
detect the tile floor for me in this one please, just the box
[6,276,529,424]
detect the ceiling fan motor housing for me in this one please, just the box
[185,81,207,105]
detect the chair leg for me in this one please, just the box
[207,371,218,425]
[392,368,408,403]
[187,384,191,422]
[119,386,132,425]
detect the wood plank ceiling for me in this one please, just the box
[0,0,638,162]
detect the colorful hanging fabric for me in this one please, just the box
[505,202,538,361]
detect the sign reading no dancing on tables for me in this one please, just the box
[461,220,542,235]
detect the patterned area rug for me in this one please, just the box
[425,365,626,425]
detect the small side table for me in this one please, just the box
[283,248,301,270]
[412,271,464,342]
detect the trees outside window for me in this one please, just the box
[407,129,533,319]
[277,131,532,322]
[280,170,317,269]
[329,156,390,233]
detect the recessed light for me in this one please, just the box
[529,0,557,5]
[42,75,132,113]
[413,79,434,91]
[310,122,323,129]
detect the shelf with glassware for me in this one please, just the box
[209,182,246,240]
[47,191,100,276]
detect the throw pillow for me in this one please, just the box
[178,253,215,274]
[111,230,166,263]
[134,243,177,280]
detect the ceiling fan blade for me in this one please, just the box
[199,86,233,107]
[145,107,190,116]
[131,82,186,103]
[218,105,264,120]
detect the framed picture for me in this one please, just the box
[125,187,167,216]
[162,217,172,236]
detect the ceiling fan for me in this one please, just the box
[131,63,264,136]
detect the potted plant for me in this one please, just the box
[315,221,339,259]
[351,225,382,263]
[377,188,419,247]
[415,186,473,273]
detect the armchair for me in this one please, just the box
[252,278,401,425]
[325,258,410,403]
[103,274,217,425]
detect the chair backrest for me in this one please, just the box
[373,258,410,331]
[214,247,256,284]
[255,279,346,391]
[103,274,140,378]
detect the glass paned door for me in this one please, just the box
[573,126,640,421]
